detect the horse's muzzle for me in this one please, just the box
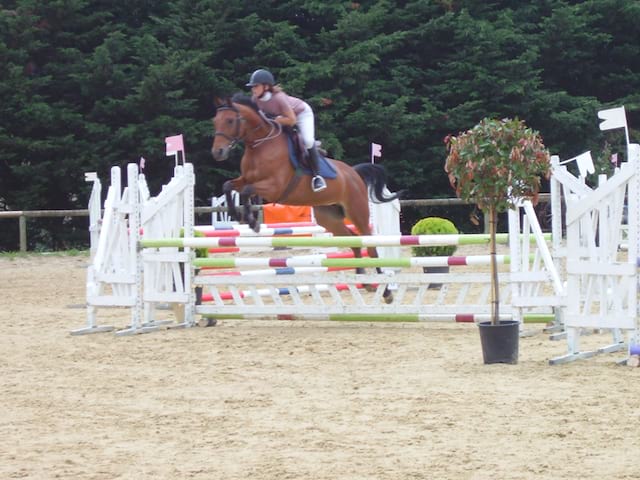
[211,146,229,161]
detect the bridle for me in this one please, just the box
[213,105,244,150]
[214,104,283,149]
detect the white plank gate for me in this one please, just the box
[550,144,640,363]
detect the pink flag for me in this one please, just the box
[165,134,184,156]
[371,143,382,163]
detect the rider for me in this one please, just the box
[246,68,327,192]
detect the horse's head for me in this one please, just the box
[211,94,265,161]
[211,97,242,162]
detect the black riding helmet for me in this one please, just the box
[246,69,275,87]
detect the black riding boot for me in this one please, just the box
[307,146,327,192]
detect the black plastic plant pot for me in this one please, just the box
[478,320,519,364]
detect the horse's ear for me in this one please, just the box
[213,96,229,117]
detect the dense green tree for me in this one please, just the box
[1,0,640,249]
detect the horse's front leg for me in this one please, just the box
[223,178,244,222]
[239,185,259,232]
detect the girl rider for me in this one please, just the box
[246,69,327,192]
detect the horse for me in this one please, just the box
[211,94,402,302]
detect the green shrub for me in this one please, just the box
[180,227,208,258]
[192,229,209,258]
[410,217,458,257]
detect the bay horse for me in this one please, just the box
[211,94,401,302]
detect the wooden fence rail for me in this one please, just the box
[0,195,551,252]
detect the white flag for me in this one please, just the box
[575,151,595,177]
[598,106,627,131]
[371,143,382,163]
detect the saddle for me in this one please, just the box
[284,127,306,165]
[284,127,337,179]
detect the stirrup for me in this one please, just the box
[312,175,327,192]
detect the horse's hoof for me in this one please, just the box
[198,317,218,327]
[383,286,394,304]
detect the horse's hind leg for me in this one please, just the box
[342,203,394,305]
[313,205,364,262]
[315,205,394,304]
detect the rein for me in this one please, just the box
[252,111,283,148]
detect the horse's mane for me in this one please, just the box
[231,92,260,113]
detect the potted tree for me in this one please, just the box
[410,216,458,289]
[444,117,550,364]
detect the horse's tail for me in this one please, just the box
[353,163,404,203]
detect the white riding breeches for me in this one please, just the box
[296,104,315,149]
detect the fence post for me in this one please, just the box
[19,215,27,252]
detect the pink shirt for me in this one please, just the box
[253,91,309,117]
